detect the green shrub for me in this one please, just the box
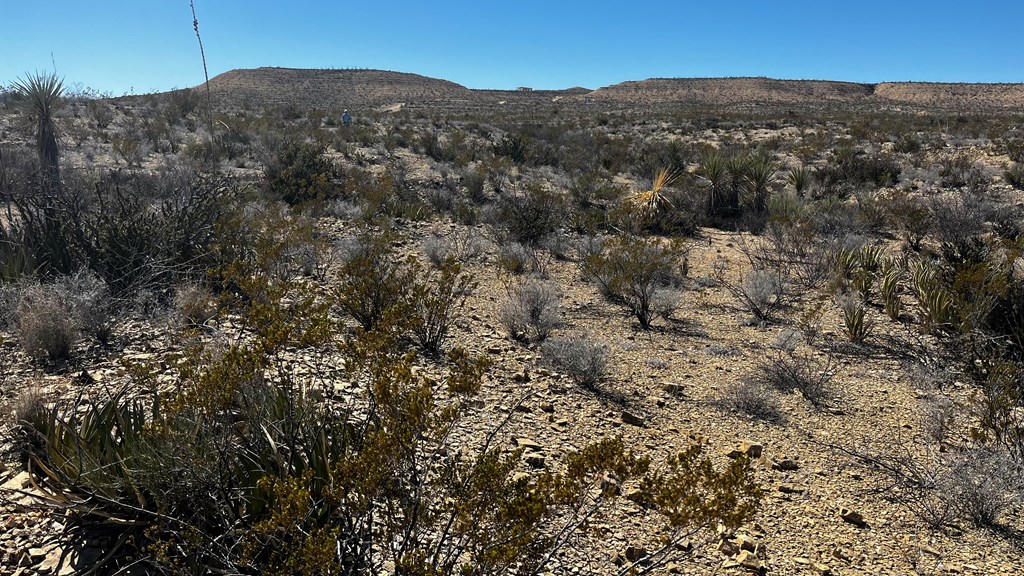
[17,263,761,574]
[492,133,529,164]
[264,141,339,205]
[581,235,687,329]
[407,257,475,354]
[333,232,415,331]
[493,182,565,246]
[879,190,933,250]
[1004,163,1024,190]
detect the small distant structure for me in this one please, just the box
[516,87,533,92]
[341,110,352,126]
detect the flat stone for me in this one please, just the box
[621,411,646,427]
[728,441,763,459]
[812,562,832,575]
[514,437,543,452]
[663,382,685,396]
[772,458,800,471]
[839,507,868,528]
[778,483,805,494]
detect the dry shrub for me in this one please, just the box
[720,379,783,422]
[542,335,608,388]
[17,283,78,362]
[499,281,561,343]
[174,282,218,327]
[59,269,113,344]
[919,396,956,443]
[940,449,1021,527]
[756,349,836,407]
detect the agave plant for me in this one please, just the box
[12,72,65,184]
[626,168,677,223]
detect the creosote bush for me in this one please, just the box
[263,140,340,205]
[334,231,474,354]
[581,234,687,329]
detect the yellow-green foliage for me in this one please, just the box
[581,234,687,329]
[22,227,759,575]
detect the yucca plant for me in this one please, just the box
[786,165,812,197]
[854,245,884,302]
[697,150,729,216]
[12,72,65,185]
[911,260,954,333]
[626,168,677,223]
[741,153,780,213]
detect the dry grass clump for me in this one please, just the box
[720,379,783,422]
[17,284,79,362]
[174,282,218,327]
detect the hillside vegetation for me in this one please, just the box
[0,70,1023,575]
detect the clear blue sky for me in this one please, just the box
[3,1,1022,96]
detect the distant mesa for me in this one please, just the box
[196,68,1024,113]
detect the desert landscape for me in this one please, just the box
[0,67,1023,575]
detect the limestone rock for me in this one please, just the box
[812,562,832,575]
[621,410,646,427]
[663,382,685,396]
[839,507,868,528]
[728,440,763,459]
[514,437,542,452]
[522,453,546,468]
[771,458,800,471]
[624,545,648,562]
[735,550,766,572]
[778,483,805,494]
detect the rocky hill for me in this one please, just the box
[206,67,480,110]
[201,68,1024,114]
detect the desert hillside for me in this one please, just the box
[207,67,480,110]
[200,68,1024,114]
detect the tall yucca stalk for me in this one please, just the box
[12,72,65,185]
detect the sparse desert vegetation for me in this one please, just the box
[0,68,1024,576]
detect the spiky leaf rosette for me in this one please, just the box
[12,72,65,183]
